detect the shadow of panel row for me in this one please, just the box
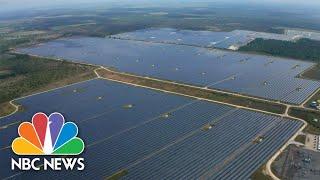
[0,79,302,179]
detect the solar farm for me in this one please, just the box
[18,35,320,104]
[285,29,320,41]
[0,79,303,179]
[111,28,320,49]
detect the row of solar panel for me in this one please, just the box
[211,120,301,179]
[18,37,320,104]
[0,79,194,178]
[0,79,303,179]
[112,28,320,49]
[124,110,302,179]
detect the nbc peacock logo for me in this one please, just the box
[12,112,84,155]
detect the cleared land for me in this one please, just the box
[272,144,320,180]
[0,53,96,116]
[0,102,16,117]
[295,134,306,144]
[288,107,320,135]
[251,165,273,180]
[302,63,320,81]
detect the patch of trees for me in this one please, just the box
[239,38,320,62]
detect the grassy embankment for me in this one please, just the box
[288,107,320,135]
[0,54,96,117]
[106,169,128,180]
[96,68,286,115]
[96,68,320,134]
[251,165,272,180]
[294,134,306,144]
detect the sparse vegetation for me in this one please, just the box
[289,107,320,134]
[294,134,306,144]
[251,165,273,180]
[201,124,214,131]
[0,30,62,53]
[0,102,16,117]
[0,38,30,53]
[301,63,320,81]
[304,124,320,135]
[0,54,96,116]
[106,169,128,180]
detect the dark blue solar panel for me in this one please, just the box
[0,79,303,180]
[17,35,320,104]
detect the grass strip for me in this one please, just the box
[106,169,128,180]
[97,68,286,115]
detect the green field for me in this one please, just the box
[301,64,320,80]
[0,54,96,116]
[289,107,320,134]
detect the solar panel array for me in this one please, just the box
[124,110,301,180]
[18,36,320,104]
[285,29,320,41]
[0,79,303,179]
[111,28,320,49]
